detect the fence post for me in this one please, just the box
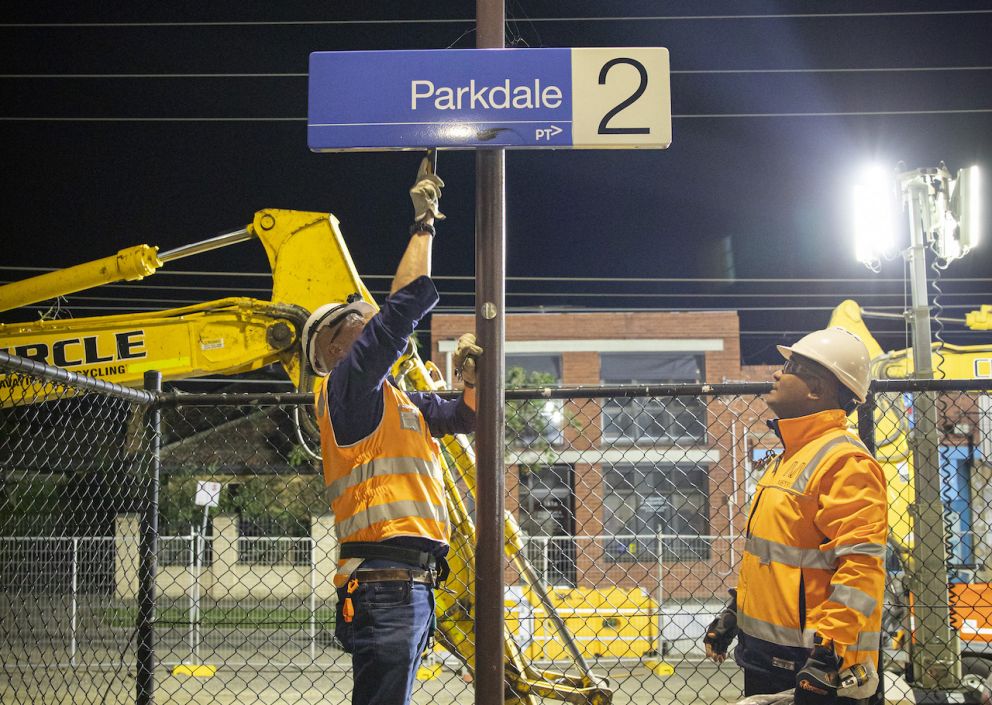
[309,537,317,662]
[656,530,665,655]
[136,371,161,705]
[70,537,78,668]
[857,391,877,455]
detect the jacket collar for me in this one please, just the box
[767,409,849,453]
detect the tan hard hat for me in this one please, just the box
[776,327,871,403]
[302,299,375,375]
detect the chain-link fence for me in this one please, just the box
[2,350,991,704]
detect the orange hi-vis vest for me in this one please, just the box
[316,376,450,587]
[737,409,888,672]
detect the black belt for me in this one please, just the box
[340,542,434,568]
[340,542,450,584]
[353,568,434,585]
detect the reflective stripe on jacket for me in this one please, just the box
[316,376,450,586]
[736,409,888,674]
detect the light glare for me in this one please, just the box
[961,165,981,251]
[853,166,897,265]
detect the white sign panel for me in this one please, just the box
[195,480,222,508]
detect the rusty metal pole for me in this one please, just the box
[475,1,505,704]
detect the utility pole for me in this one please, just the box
[902,172,961,692]
[474,2,506,705]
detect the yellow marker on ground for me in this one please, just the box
[172,664,217,678]
[416,661,442,681]
[644,658,674,677]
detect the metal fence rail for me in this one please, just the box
[2,351,991,704]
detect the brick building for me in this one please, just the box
[432,311,759,597]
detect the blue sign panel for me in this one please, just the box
[308,48,670,151]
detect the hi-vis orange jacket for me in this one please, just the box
[735,409,888,675]
[316,377,450,586]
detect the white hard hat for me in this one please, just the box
[776,327,871,403]
[302,299,375,375]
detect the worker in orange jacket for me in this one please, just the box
[703,328,887,704]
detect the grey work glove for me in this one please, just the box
[702,588,737,663]
[410,156,445,222]
[794,639,841,705]
[453,333,482,388]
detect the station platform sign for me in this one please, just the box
[308,47,670,151]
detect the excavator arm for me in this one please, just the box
[0,298,304,406]
[1,209,374,394]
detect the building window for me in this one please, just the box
[602,463,710,562]
[518,464,576,586]
[600,353,706,444]
[506,354,562,384]
[506,354,565,448]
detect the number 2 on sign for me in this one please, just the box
[570,47,670,148]
[598,58,651,135]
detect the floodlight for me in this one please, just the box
[852,166,898,267]
[934,165,981,262]
[954,165,981,253]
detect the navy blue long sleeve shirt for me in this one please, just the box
[327,275,475,445]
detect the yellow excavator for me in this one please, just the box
[828,299,992,681]
[828,299,992,547]
[0,207,615,703]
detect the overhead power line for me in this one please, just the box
[39,288,991,301]
[3,266,991,285]
[20,303,983,315]
[1,9,990,28]
[3,108,991,122]
[3,66,990,79]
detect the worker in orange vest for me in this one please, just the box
[303,157,481,705]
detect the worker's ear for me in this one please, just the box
[805,375,825,400]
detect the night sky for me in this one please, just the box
[2,1,991,365]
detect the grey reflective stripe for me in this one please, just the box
[336,499,448,540]
[790,435,871,493]
[828,583,878,618]
[738,612,815,648]
[835,542,887,559]
[745,535,836,569]
[854,631,881,652]
[326,456,438,501]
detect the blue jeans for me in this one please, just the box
[335,560,435,705]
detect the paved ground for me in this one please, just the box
[2,661,738,704]
[0,658,930,705]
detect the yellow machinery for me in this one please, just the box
[828,299,992,548]
[0,209,615,704]
[828,299,992,672]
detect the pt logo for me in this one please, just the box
[535,125,563,141]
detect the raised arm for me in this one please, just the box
[392,156,444,295]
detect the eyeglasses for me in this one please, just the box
[782,357,830,381]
